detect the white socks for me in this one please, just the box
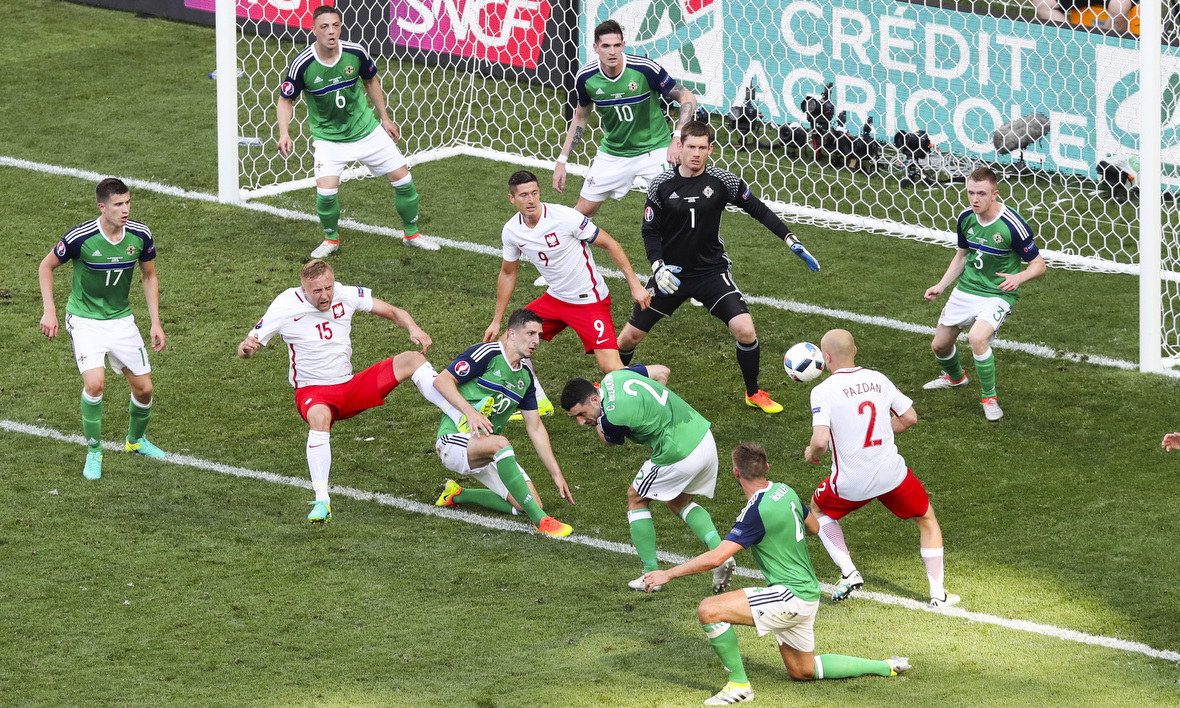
[817,514,857,576]
[307,430,331,502]
[921,546,946,598]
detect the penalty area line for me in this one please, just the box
[3,418,1178,664]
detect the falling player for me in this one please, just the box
[237,259,448,523]
[433,308,575,538]
[561,368,737,594]
[643,443,911,706]
[276,5,438,257]
[38,178,167,480]
[923,166,1045,421]
[804,329,959,608]
[616,120,820,414]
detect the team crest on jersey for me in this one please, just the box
[126,246,137,256]
[702,186,714,198]
[455,361,471,377]
[628,81,638,91]
[345,65,355,75]
[993,234,1003,244]
[333,302,345,318]
[545,232,559,248]
[54,241,66,257]
[644,207,654,222]
[280,81,295,97]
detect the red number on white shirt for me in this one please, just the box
[858,400,882,448]
[316,322,333,340]
[538,251,549,266]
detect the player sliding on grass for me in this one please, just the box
[237,259,448,524]
[276,5,438,258]
[643,443,911,706]
[38,178,167,481]
[433,308,575,538]
[562,368,737,594]
[804,329,959,608]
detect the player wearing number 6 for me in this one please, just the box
[804,329,958,609]
[39,178,167,481]
[923,166,1045,422]
[276,5,437,257]
[561,368,738,595]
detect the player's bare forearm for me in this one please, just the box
[562,106,591,156]
[648,542,739,586]
[486,264,519,341]
[668,85,697,130]
[140,265,166,351]
[38,253,61,339]
[362,76,392,122]
[805,427,830,463]
[237,335,262,359]
[892,407,917,434]
[927,251,968,299]
[524,412,574,503]
[276,98,296,153]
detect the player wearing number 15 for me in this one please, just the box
[38,178,167,481]
[923,166,1045,422]
[276,5,437,257]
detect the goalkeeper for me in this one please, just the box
[617,121,820,414]
[275,5,438,257]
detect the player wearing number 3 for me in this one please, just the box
[923,166,1045,421]
[804,329,958,608]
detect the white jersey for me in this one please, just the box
[248,282,374,388]
[810,367,914,501]
[501,202,608,304]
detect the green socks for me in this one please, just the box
[128,396,152,443]
[974,348,997,399]
[493,447,545,525]
[701,622,748,684]
[814,654,893,679]
[936,346,966,381]
[81,390,103,451]
[393,178,420,237]
[316,189,340,241]
[627,509,659,572]
[680,502,722,549]
[454,488,516,515]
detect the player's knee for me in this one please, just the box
[134,382,153,402]
[85,381,104,397]
[697,596,722,623]
[786,662,815,681]
[930,339,951,357]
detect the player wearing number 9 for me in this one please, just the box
[803,329,959,609]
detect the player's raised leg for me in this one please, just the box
[80,368,105,480]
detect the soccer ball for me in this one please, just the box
[783,342,824,382]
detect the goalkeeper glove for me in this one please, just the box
[786,235,820,272]
[652,260,682,295]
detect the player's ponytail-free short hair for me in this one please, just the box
[312,5,342,22]
[594,19,624,43]
[560,378,599,411]
[681,120,714,144]
[732,442,769,482]
[968,166,999,187]
[96,178,129,204]
[508,170,539,193]
[505,307,542,333]
[301,259,334,282]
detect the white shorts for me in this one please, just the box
[938,288,1011,340]
[435,433,532,501]
[313,126,407,180]
[581,147,669,202]
[632,429,718,502]
[65,313,151,376]
[743,585,820,652]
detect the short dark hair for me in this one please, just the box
[96,178,129,204]
[732,443,769,482]
[594,19,623,43]
[560,378,598,411]
[681,120,713,144]
[508,170,539,193]
[312,5,341,22]
[968,166,998,187]
[506,307,542,333]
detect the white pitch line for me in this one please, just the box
[4,418,1178,663]
[0,154,1174,378]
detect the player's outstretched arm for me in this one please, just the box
[371,298,432,352]
[1162,432,1180,451]
[140,259,166,352]
[362,76,400,141]
[997,254,1047,292]
[523,409,575,504]
[594,229,651,310]
[554,104,592,193]
[665,84,697,165]
[804,425,831,464]
[925,249,969,300]
[37,251,63,340]
[485,260,520,342]
[644,540,741,591]
[276,96,296,155]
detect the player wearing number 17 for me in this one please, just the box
[276,5,437,257]
[923,166,1045,422]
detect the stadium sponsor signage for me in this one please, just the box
[389,0,553,69]
[183,0,331,28]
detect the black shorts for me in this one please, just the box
[628,268,750,332]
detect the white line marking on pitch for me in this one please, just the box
[4,418,1177,663]
[1,154,1170,378]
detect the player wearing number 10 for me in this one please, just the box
[38,178,167,481]
[276,5,437,258]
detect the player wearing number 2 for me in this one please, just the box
[38,178,167,481]
[804,329,958,608]
[276,5,438,258]
[923,166,1045,421]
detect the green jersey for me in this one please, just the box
[724,481,821,602]
[280,42,380,143]
[955,205,1040,305]
[575,55,676,157]
[598,369,710,465]
[436,342,538,438]
[53,219,156,320]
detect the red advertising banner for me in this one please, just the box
[389,0,552,69]
[183,0,332,29]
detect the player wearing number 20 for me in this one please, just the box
[923,167,1045,422]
